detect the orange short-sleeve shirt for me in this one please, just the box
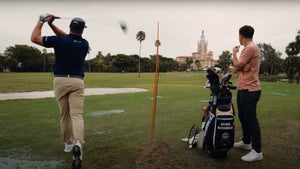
[237,41,261,91]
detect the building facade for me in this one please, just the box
[176,30,218,70]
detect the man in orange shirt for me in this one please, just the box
[231,25,263,162]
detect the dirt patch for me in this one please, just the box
[136,141,171,162]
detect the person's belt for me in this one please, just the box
[55,74,83,80]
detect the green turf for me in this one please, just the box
[0,72,299,169]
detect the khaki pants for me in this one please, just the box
[54,77,85,145]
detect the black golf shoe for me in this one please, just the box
[72,142,82,169]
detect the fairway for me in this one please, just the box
[0,72,299,169]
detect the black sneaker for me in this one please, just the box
[72,142,82,169]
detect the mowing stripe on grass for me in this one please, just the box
[0,157,64,169]
[88,109,125,117]
[0,88,148,100]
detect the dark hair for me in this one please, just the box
[239,25,254,38]
[70,26,83,34]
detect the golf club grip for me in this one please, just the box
[54,16,61,19]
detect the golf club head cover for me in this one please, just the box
[221,73,232,86]
[206,68,220,95]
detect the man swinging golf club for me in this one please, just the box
[31,14,89,168]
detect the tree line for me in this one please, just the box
[0,46,179,73]
[87,52,179,72]
[0,30,299,82]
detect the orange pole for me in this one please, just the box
[150,22,160,142]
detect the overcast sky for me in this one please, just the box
[0,0,299,60]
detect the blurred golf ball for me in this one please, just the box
[119,21,127,34]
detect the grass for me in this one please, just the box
[0,72,299,169]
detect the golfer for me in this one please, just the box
[231,25,263,162]
[31,14,89,168]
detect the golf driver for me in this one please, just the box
[53,16,73,20]
[42,15,128,34]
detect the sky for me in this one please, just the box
[0,0,299,60]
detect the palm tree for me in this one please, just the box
[136,31,146,77]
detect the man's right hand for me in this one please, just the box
[232,45,240,54]
[46,14,67,36]
[47,14,55,25]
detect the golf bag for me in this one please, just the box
[203,68,236,158]
[185,67,236,158]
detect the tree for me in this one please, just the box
[195,60,202,70]
[258,43,282,75]
[47,52,55,72]
[149,55,178,72]
[178,63,188,71]
[286,42,299,56]
[103,53,113,72]
[218,51,232,74]
[285,30,300,83]
[0,53,9,72]
[3,45,43,72]
[159,57,178,72]
[42,49,47,72]
[96,51,104,72]
[283,56,299,83]
[136,31,146,77]
[185,58,193,70]
[286,30,300,56]
[140,57,153,72]
[88,47,91,72]
[112,54,137,72]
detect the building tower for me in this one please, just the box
[197,30,208,57]
[175,29,218,70]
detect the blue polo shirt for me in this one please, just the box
[43,34,89,77]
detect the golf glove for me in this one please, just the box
[39,15,47,23]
